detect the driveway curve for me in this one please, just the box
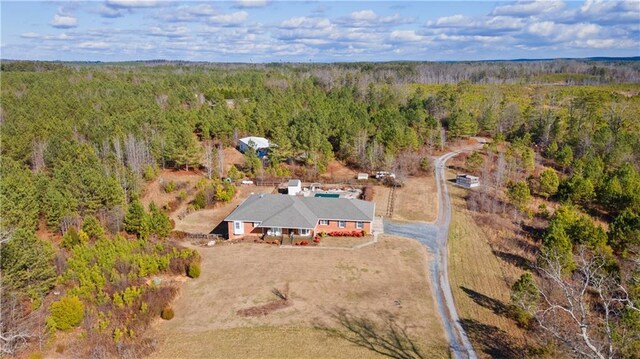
[384,141,483,359]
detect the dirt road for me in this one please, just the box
[384,140,484,359]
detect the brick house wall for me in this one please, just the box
[313,220,371,235]
[227,219,371,240]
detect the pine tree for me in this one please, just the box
[1,229,56,300]
[539,168,559,198]
[124,199,146,237]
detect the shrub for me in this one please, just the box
[178,190,187,201]
[187,263,201,278]
[301,240,309,246]
[161,307,174,320]
[143,165,158,181]
[164,181,176,193]
[61,227,88,249]
[48,296,84,331]
[193,191,206,210]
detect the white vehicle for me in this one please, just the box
[241,180,254,185]
[375,171,396,179]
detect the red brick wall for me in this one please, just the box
[228,220,372,239]
[313,220,371,234]
[227,221,263,240]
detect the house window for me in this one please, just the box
[338,220,346,228]
[270,227,282,236]
[299,229,310,236]
[253,222,260,227]
[319,220,329,225]
[234,221,241,230]
[356,221,364,229]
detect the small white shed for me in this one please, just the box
[357,173,369,180]
[456,174,480,188]
[287,179,302,196]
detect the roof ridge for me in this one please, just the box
[347,198,371,219]
[259,194,296,224]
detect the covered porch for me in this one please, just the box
[261,227,313,245]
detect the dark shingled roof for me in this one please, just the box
[225,194,375,229]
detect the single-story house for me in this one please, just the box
[225,193,375,240]
[238,136,274,158]
[456,174,480,188]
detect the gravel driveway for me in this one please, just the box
[384,141,484,359]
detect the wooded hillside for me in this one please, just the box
[1,60,639,357]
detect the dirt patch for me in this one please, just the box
[151,235,447,358]
[173,185,275,234]
[223,147,244,173]
[393,176,438,223]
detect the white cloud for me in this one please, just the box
[21,32,73,40]
[50,13,78,28]
[105,0,162,9]
[280,17,331,29]
[527,21,601,41]
[155,4,217,22]
[573,38,637,49]
[149,25,190,38]
[491,0,565,16]
[390,30,423,42]
[343,9,413,27]
[234,0,267,8]
[77,41,110,49]
[208,11,248,26]
[351,10,377,21]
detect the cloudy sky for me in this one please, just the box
[1,0,639,62]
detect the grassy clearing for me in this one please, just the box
[393,176,438,223]
[372,185,391,217]
[371,176,438,223]
[316,235,373,248]
[153,326,382,359]
[446,172,529,358]
[151,235,448,358]
[173,185,274,233]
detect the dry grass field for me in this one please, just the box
[446,173,529,358]
[393,176,438,223]
[317,235,373,248]
[320,159,359,182]
[173,185,275,234]
[151,235,448,358]
[372,176,438,223]
[372,185,391,218]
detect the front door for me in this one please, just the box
[233,221,244,235]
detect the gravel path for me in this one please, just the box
[384,141,484,359]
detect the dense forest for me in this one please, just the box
[1,60,639,357]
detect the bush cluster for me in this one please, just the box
[160,307,175,320]
[47,296,84,331]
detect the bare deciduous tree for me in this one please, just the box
[31,140,47,173]
[202,140,214,180]
[525,247,640,359]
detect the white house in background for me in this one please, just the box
[456,174,480,188]
[357,173,369,180]
[288,179,302,195]
[238,136,273,158]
